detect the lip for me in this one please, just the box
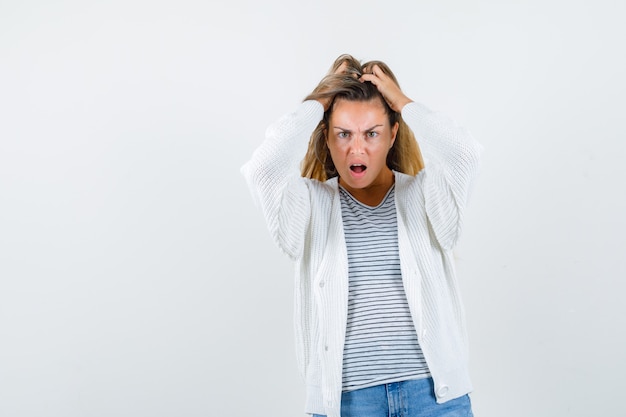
[349,169,367,179]
[348,162,367,179]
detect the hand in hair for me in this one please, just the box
[360,64,413,112]
[315,60,359,111]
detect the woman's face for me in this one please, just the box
[327,98,398,195]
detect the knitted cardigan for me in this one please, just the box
[241,100,482,417]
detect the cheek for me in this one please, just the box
[373,142,392,159]
[328,141,346,158]
[326,143,343,166]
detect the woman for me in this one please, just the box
[241,54,482,417]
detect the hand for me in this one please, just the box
[316,61,356,111]
[360,64,412,112]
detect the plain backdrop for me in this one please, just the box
[1,1,625,416]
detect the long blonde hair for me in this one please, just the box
[301,54,424,181]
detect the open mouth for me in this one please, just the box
[350,164,367,174]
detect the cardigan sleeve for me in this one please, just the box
[401,102,483,250]
[241,100,324,260]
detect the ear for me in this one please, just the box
[390,122,399,147]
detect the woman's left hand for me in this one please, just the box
[360,64,413,112]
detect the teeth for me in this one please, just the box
[350,163,366,173]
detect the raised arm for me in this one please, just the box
[402,102,482,249]
[362,64,483,249]
[241,101,324,260]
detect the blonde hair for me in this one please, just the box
[301,54,424,181]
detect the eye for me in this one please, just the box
[338,131,350,139]
[366,131,379,138]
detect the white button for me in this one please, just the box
[436,385,449,398]
[324,345,329,351]
[319,281,325,288]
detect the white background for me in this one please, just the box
[1,1,625,416]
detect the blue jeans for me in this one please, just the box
[312,378,473,417]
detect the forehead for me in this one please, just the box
[329,99,388,128]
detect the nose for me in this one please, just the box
[350,135,364,154]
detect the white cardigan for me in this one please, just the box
[241,100,482,417]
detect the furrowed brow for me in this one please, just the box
[333,124,384,131]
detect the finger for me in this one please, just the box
[360,65,386,82]
[337,61,348,73]
[362,64,375,75]
[359,73,379,84]
[371,64,390,80]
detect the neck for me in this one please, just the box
[339,169,394,206]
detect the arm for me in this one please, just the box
[241,101,324,260]
[362,65,483,249]
[402,102,483,250]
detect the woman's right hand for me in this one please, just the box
[316,61,351,111]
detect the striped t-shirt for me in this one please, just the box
[340,184,430,392]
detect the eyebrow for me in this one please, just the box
[333,124,384,131]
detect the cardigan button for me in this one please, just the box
[319,281,325,288]
[436,385,449,398]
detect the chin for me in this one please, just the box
[341,177,371,190]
